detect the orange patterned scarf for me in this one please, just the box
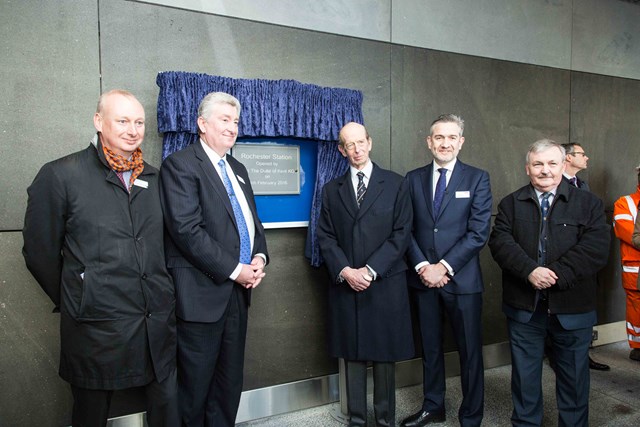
[102,144,144,190]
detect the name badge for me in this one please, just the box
[237,175,246,184]
[455,191,470,198]
[133,179,148,189]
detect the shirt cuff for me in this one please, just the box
[337,266,347,283]
[365,264,377,281]
[230,263,242,281]
[254,253,267,267]
[414,261,429,272]
[439,259,454,276]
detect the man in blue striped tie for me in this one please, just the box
[160,92,269,427]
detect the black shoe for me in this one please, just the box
[400,410,446,427]
[630,349,640,361]
[589,356,610,371]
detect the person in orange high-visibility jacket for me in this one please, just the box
[613,166,640,361]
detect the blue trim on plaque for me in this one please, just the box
[233,138,318,227]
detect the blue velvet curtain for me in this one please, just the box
[156,71,363,266]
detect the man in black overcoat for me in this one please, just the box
[318,122,414,427]
[23,90,178,426]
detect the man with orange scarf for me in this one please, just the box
[23,90,178,426]
[613,166,640,361]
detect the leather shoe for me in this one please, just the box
[589,356,610,371]
[401,409,446,427]
[630,348,640,361]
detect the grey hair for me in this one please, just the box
[429,114,465,136]
[526,139,566,164]
[197,92,241,124]
[561,142,582,155]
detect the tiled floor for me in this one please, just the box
[237,341,640,426]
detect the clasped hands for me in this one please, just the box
[528,266,557,290]
[236,256,266,288]
[418,262,449,288]
[342,267,373,292]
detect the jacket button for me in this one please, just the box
[142,273,147,280]
[145,312,151,318]
[434,228,439,232]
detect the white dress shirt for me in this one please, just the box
[200,140,264,279]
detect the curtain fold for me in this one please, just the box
[156,71,363,266]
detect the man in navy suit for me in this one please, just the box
[561,142,590,191]
[560,142,610,372]
[489,139,609,426]
[318,122,414,427]
[401,114,492,427]
[160,92,268,427]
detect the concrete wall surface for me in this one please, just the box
[1,0,639,425]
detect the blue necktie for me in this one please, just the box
[218,159,251,264]
[433,168,447,215]
[538,192,551,264]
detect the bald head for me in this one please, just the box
[93,90,145,157]
[338,122,372,170]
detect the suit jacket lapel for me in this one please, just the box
[337,171,358,219]
[420,163,435,219]
[438,161,465,215]
[193,143,236,225]
[227,156,262,226]
[357,164,383,218]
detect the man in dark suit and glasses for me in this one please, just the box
[559,142,610,372]
[402,114,492,427]
[561,142,590,190]
[318,122,414,427]
[160,92,268,427]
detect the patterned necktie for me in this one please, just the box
[538,192,551,264]
[356,171,366,207]
[433,168,447,215]
[569,176,578,187]
[115,171,129,193]
[218,159,251,264]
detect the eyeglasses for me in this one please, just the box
[342,140,368,151]
[570,151,587,157]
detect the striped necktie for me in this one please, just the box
[356,171,366,207]
[218,159,251,264]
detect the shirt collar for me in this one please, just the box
[350,160,373,179]
[434,158,457,173]
[533,187,557,200]
[200,139,227,165]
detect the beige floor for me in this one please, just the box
[237,341,640,426]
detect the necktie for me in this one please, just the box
[433,168,447,215]
[356,171,366,207]
[538,192,551,264]
[115,171,129,193]
[218,159,251,264]
[569,176,578,187]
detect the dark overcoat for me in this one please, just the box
[489,180,610,314]
[23,139,176,390]
[317,164,414,362]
